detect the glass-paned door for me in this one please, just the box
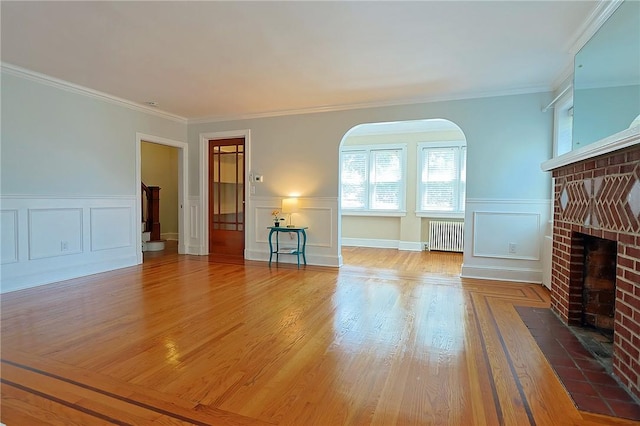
[209,138,244,257]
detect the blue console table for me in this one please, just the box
[268,226,308,268]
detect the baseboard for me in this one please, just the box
[398,241,423,252]
[161,232,179,241]
[1,255,140,293]
[461,264,542,284]
[185,245,204,255]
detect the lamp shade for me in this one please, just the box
[281,197,299,214]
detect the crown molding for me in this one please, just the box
[187,85,551,125]
[565,0,624,57]
[1,63,188,124]
[1,62,551,126]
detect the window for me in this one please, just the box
[417,141,466,217]
[340,144,406,214]
[554,94,573,157]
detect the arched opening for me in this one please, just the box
[338,118,467,273]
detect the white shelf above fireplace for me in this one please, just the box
[541,125,639,172]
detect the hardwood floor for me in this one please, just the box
[2,247,638,425]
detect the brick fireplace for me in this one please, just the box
[546,137,640,399]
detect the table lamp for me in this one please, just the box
[281,197,298,227]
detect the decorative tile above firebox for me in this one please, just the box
[557,178,590,225]
[594,169,640,233]
[557,163,640,233]
[628,180,640,218]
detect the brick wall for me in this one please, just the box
[550,145,640,399]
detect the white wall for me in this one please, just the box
[188,92,554,280]
[1,70,187,292]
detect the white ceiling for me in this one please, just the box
[1,1,598,121]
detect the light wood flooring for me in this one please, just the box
[1,246,637,425]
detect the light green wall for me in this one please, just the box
[344,130,463,146]
[141,142,179,235]
[188,92,553,202]
[1,72,187,196]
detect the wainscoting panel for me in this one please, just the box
[90,207,132,251]
[473,212,541,260]
[1,195,139,293]
[28,208,83,259]
[248,197,339,266]
[289,207,333,248]
[186,196,201,255]
[461,199,551,284]
[1,210,19,264]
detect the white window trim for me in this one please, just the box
[340,143,407,214]
[416,140,466,217]
[553,91,573,158]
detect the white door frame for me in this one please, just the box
[136,132,189,263]
[199,129,251,256]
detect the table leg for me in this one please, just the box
[268,229,275,267]
[301,229,307,265]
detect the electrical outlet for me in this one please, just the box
[61,241,69,251]
[508,243,517,254]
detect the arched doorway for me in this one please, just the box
[338,118,467,272]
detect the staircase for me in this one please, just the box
[142,224,165,251]
[141,183,165,252]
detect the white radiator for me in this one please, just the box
[428,221,464,252]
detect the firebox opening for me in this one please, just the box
[582,234,617,334]
[568,233,618,373]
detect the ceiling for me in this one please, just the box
[1,1,598,121]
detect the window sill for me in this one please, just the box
[416,211,464,219]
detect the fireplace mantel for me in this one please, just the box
[541,126,639,172]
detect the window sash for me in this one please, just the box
[340,150,368,209]
[341,145,406,212]
[417,142,466,215]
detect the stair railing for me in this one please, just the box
[141,182,161,241]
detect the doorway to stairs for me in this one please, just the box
[135,133,189,264]
[141,141,179,252]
